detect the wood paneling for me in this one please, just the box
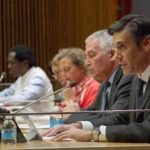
[0,0,117,82]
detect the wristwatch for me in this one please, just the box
[92,128,101,142]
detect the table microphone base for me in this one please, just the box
[25,128,43,141]
[14,119,27,143]
[22,115,43,141]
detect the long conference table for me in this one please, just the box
[0,141,150,150]
[0,109,150,150]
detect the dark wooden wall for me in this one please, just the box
[0,0,117,82]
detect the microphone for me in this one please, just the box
[14,80,77,113]
[0,72,6,83]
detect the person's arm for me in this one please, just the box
[87,75,133,127]
[105,114,150,142]
[0,75,52,103]
[0,84,15,101]
[66,75,133,130]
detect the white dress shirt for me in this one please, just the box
[138,65,150,93]
[0,67,54,110]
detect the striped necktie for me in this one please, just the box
[101,81,110,110]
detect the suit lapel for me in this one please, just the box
[97,83,106,109]
[94,81,112,110]
[136,77,150,118]
[109,67,123,106]
[141,77,150,107]
[89,66,123,110]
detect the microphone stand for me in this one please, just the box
[14,84,72,114]
[12,81,76,142]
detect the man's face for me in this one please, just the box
[85,38,112,82]
[113,29,147,75]
[7,52,25,78]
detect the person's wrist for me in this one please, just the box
[72,122,82,129]
[86,130,93,141]
[92,127,101,142]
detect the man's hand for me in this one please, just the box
[42,124,74,137]
[52,127,93,142]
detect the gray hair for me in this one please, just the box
[55,48,87,73]
[85,29,114,53]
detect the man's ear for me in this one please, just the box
[143,36,150,52]
[108,49,116,61]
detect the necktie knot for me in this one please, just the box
[138,78,145,87]
[138,78,145,95]
[103,81,110,90]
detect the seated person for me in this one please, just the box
[48,51,66,87]
[48,52,66,103]
[55,48,100,110]
[0,45,54,111]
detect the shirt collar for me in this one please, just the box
[22,66,35,81]
[108,68,118,84]
[138,65,150,83]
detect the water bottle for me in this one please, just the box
[50,116,63,128]
[1,116,17,145]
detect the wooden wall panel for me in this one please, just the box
[0,0,117,82]
[0,0,2,71]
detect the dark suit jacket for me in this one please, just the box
[106,76,150,142]
[65,67,134,125]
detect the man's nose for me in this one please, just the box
[113,51,123,61]
[85,59,91,66]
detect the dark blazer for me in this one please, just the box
[65,67,134,125]
[106,76,150,142]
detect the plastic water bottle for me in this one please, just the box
[50,116,63,128]
[1,116,17,145]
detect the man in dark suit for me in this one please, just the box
[43,30,134,137]
[104,14,150,142]
[48,14,150,143]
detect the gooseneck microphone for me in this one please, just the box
[14,80,77,114]
[10,80,76,142]
[0,72,6,83]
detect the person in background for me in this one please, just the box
[48,52,66,87]
[48,52,66,104]
[47,14,150,143]
[42,30,134,137]
[55,48,100,110]
[0,45,54,111]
